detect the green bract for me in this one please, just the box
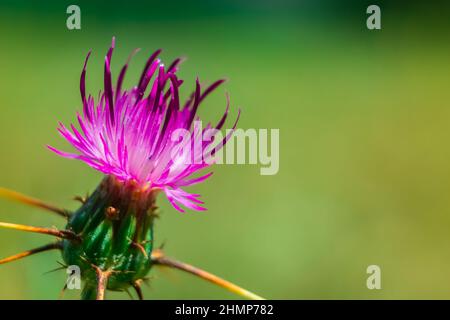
[62,176,157,299]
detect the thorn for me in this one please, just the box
[56,260,68,268]
[73,195,87,204]
[43,260,68,275]
[126,236,149,258]
[132,280,144,300]
[150,210,160,219]
[105,206,120,220]
[58,283,68,300]
[151,249,265,300]
[94,268,111,300]
[0,242,62,265]
[43,264,67,275]
[117,269,136,275]
[158,240,166,250]
[131,241,148,258]
[0,222,80,241]
[0,187,70,218]
[149,205,160,218]
[82,255,128,272]
[79,255,89,264]
[151,248,164,260]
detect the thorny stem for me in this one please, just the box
[0,187,70,218]
[95,268,111,300]
[132,280,144,300]
[78,256,113,300]
[151,249,265,300]
[0,188,264,300]
[0,222,79,241]
[0,242,62,265]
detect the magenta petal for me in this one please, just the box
[51,38,239,213]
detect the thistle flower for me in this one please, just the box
[49,37,239,213]
[0,38,262,300]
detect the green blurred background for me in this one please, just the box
[1,0,450,299]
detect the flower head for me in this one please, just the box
[49,38,239,212]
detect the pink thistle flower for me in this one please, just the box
[48,38,239,212]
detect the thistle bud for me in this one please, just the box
[62,176,156,298]
[0,38,260,301]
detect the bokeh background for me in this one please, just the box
[0,0,450,299]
